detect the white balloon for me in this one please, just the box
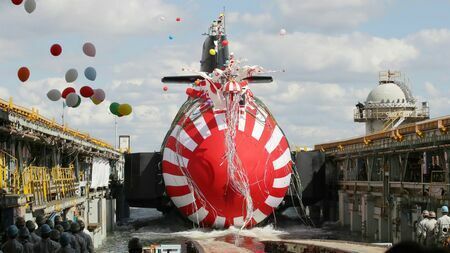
[66,93,79,107]
[47,89,61,102]
[65,69,78,83]
[24,0,36,14]
[279,28,287,36]
[159,16,166,21]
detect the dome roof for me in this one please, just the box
[366,82,406,104]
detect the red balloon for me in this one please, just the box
[221,40,229,47]
[17,67,30,82]
[161,101,292,228]
[50,44,62,56]
[11,0,23,5]
[62,87,76,99]
[80,86,94,98]
[163,86,168,92]
[176,17,181,22]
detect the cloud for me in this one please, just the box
[0,0,181,37]
[275,0,387,30]
[233,32,418,80]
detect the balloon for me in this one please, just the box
[109,102,120,115]
[221,40,229,47]
[24,0,36,13]
[62,87,76,99]
[84,67,96,81]
[168,35,174,40]
[159,16,166,21]
[279,28,287,36]
[47,89,61,101]
[92,89,105,104]
[83,42,96,57]
[73,96,81,108]
[118,104,132,116]
[17,67,30,82]
[186,88,194,97]
[176,17,181,22]
[65,93,79,107]
[50,44,62,56]
[65,69,78,83]
[90,97,102,105]
[11,0,23,5]
[163,86,168,91]
[209,49,216,56]
[80,86,94,98]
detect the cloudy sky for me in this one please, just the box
[1,0,450,152]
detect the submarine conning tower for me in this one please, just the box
[354,70,430,134]
[200,14,230,73]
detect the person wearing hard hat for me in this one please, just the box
[33,224,61,253]
[424,211,438,247]
[435,205,450,246]
[417,210,429,244]
[1,225,24,253]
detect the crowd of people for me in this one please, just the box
[1,215,94,253]
[417,205,450,248]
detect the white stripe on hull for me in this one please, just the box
[188,207,209,223]
[265,126,283,154]
[171,193,195,208]
[163,173,188,186]
[214,113,227,131]
[170,125,198,152]
[189,108,211,139]
[238,109,246,132]
[273,173,291,188]
[163,148,189,167]
[273,149,291,170]
[251,111,265,140]
[213,216,226,228]
[252,209,267,223]
[233,216,244,227]
[265,195,284,208]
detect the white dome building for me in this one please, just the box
[354,71,429,134]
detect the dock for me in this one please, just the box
[0,97,124,247]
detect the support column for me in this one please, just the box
[362,194,376,239]
[379,216,389,242]
[338,190,349,226]
[350,194,362,232]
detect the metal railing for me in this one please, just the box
[354,106,430,121]
[0,97,115,150]
[21,165,79,206]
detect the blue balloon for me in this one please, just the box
[169,35,174,40]
[84,67,96,81]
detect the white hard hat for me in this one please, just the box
[423,210,429,216]
[429,211,436,218]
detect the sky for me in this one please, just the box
[1,0,450,152]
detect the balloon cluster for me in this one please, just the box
[11,0,36,14]
[109,102,132,117]
[46,42,105,108]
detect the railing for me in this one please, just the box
[353,105,430,121]
[21,165,79,206]
[0,97,115,150]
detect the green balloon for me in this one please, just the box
[73,96,81,108]
[109,102,120,115]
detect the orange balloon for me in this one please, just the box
[17,67,30,82]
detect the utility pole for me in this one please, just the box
[114,116,118,149]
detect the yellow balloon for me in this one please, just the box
[209,49,216,56]
[118,104,132,116]
[90,97,102,105]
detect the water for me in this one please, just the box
[97,208,360,253]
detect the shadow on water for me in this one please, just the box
[98,207,362,253]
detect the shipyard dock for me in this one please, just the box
[0,97,124,248]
